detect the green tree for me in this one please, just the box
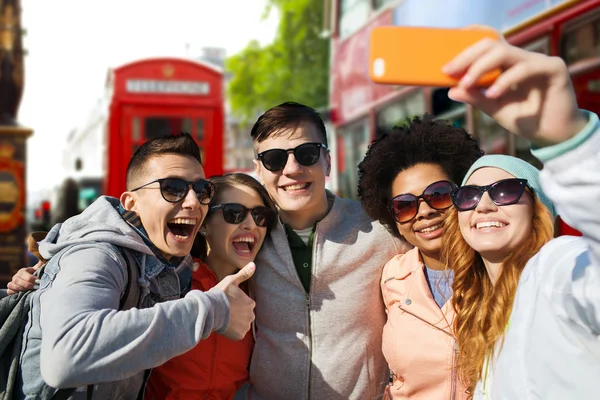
[226,0,330,121]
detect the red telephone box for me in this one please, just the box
[104,58,224,197]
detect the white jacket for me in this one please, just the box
[475,111,600,400]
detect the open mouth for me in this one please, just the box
[167,217,197,241]
[281,183,311,192]
[475,221,507,230]
[416,223,444,234]
[232,236,256,255]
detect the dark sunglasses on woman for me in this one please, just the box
[256,142,328,172]
[452,178,529,211]
[210,203,276,228]
[131,177,216,205]
[389,180,456,223]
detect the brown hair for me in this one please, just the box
[442,194,554,395]
[250,102,328,147]
[126,133,201,189]
[191,173,277,259]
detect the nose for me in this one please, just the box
[475,192,498,213]
[282,152,302,175]
[415,198,438,220]
[239,211,258,231]
[181,184,201,210]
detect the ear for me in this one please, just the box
[120,191,137,212]
[253,159,265,185]
[325,151,331,177]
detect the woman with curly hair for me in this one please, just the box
[441,32,599,399]
[358,114,482,399]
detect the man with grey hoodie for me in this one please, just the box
[247,102,410,399]
[16,133,256,399]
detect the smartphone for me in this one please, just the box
[369,26,502,87]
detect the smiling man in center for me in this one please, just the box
[246,102,410,400]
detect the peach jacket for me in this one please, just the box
[381,248,469,400]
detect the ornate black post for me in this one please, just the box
[0,0,32,285]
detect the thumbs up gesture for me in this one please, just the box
[215,262,257,341]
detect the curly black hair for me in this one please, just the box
[358,114,483,238]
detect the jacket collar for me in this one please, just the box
[392,248,456,336]
[118,204,182,267]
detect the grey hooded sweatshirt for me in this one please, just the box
[248,192,409,399]
[18,196,229,399]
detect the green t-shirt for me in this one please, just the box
[283,224,315,293]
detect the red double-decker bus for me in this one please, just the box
[326,0,599,235]
[32,57,225,231]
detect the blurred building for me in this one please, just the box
[224,110,255,172]
[326,0,600,199]
[197,47,255,174]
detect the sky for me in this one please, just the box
[19,0,279,198]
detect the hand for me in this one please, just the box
[443,31,588,146]
[7,260,43,295]
[215,262,256,341]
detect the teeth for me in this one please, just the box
[169,218,196,225]
[476,221,506,229]
[232,237,255,243]
[283,183,308,191]
[419,224,442,233]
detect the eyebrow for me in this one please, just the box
[162,175,205,181]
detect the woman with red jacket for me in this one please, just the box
[145,173,276,400]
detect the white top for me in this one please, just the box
[474,114,600,400]
[293,226,313,246]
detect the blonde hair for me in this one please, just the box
[442,194,554,395]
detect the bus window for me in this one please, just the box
[338,0,370,39]
[561,17,600,65]
[431,88,466,129]
[375,90,425,138]
[338,118,370,199]
[373,0,394,11]
[475,110,509,155]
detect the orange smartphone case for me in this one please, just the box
[369,26,502,87]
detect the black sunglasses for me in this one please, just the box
[131,178,215,205]
[452,178,529,211]
[389,180,456,223]
[256,142,328,172]
[210,203,276,228]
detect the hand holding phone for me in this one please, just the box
[369,26,502,87]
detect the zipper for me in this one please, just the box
[282,219,317,399]
[398,304,457,399]
[387,370,395,400]
[306,292,312,400]
[305,227,318,400]
[450,340,458,400]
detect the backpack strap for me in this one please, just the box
[115,247,140,311]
